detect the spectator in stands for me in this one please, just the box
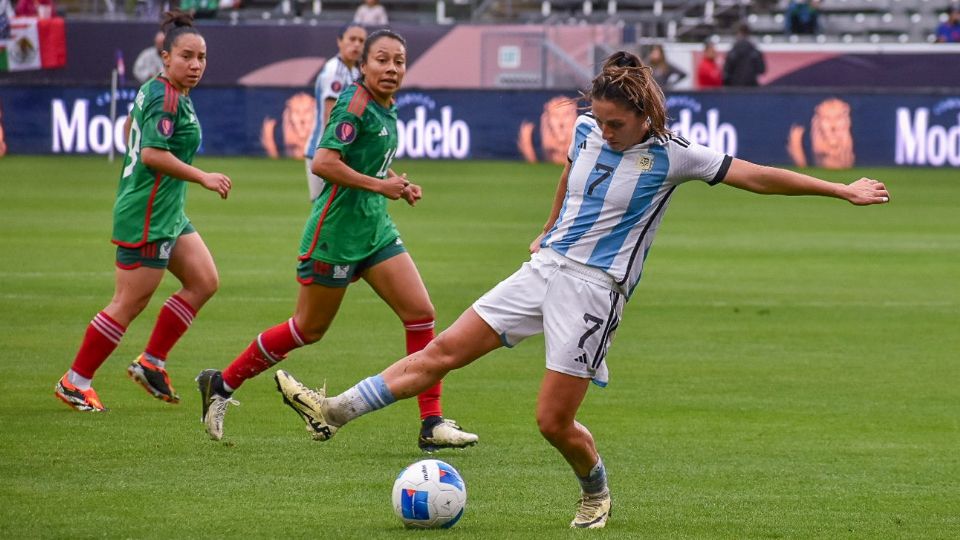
[15,0,55,17]
[785,0,820,35]
[354,0,388,25]
[645,45,686,90]
[696,41,722,89]
[723,23,766,87]
[936,5,960,43]
[134,30,165,85]
[179,0,218,19]
[0,0,13,39]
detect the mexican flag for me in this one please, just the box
[0,16,66,72]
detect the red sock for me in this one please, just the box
[222,318,306,390]
[407,319,443,420]
[70,311,126,379]
[144,294,197,361]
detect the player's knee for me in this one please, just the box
[109,294,151,322]
[536,411,572,443]
[403,303,435,324]
[295,320,329,345]
[191,272,219,301]
[424,332,460,370]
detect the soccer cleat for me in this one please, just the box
[54,375,106,412]
[196,369,239,441]
[274,369,337,441]
[570,490,612,529]
[418,417,479,452]
[127,355,180,403]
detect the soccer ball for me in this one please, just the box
[391,459,466,529]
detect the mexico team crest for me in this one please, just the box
[157,117,175,138]
[335,121,356,143]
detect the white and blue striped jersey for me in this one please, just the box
[304,56,359,159]
[542,113,732,299]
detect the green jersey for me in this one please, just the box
[112,76,202,247]
[299,83,400,263]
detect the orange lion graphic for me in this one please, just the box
[518,96,578,165]
[261,92,316,159]
[787,98,855,169]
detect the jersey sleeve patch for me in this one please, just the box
[331,80,343,93]
[334,121,357,144]
[157,115,175,138]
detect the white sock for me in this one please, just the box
[326,375,396,426]
[144,353,165,369]
[578,457,608,496]
[67,369,92,391]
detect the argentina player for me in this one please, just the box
[274,50,890,529]
[304,24,366,201]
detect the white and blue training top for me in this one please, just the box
[541,113,733,299]
[304,56,360,159]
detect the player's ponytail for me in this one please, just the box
[586,51,670,140]
[160,10,201,52]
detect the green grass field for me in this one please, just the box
[0,156,958,538]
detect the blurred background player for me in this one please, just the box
[54,11,232,412]
[304,23,366,201]
[196,30,478,452]
[274,50,890,529]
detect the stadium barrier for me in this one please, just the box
[1,85,958,167]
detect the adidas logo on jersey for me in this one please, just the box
[379,127,389,137]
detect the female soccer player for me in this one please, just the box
[304,23,366,201]
[55,11,232,412]
[274,51,891,528]
[197,30,477,452]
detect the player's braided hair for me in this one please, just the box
[160,10,201,53]
[586,51,671,140]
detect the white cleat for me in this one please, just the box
[204,393,239,441]
[418,418,479,452]
[274,369,338,441]
[570,490,611,529]
[196,369,239,441]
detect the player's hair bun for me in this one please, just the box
[161,9,195,32]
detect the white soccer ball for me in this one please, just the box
[391,459,466,529]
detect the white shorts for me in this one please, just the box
[305,158,325,201]
[472,248,624,387]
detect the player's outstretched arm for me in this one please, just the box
[723,158,890,206]
[141,147,232,199]
[530,161,571,253]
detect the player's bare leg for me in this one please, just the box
[57,265,164,412]
[364,253,478,450]
[537,371,611,528]
[130,233,219,404]
[276,308,501,440]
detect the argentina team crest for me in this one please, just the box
[335,121,357,143]
[637,153,654,172]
